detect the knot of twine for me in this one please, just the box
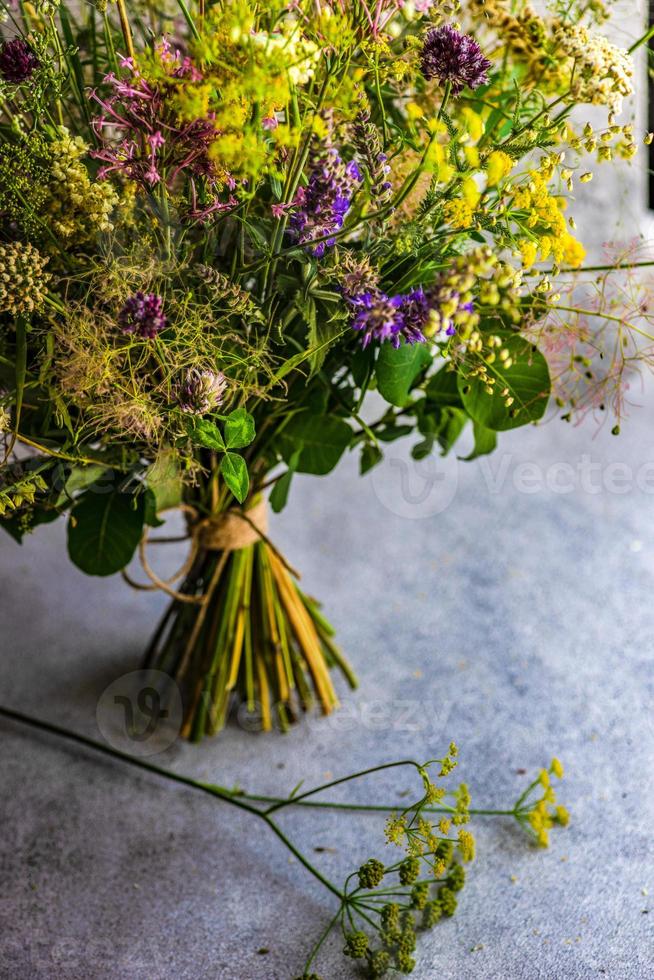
[122,498,284,605]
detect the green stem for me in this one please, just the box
[263,759,423,815]
[0,704,343,898]
[264,816,344,900]
[173,0,200,41]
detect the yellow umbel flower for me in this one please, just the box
[443,198,475,228]
[486,150,513,186]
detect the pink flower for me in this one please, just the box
[90,41,236,221]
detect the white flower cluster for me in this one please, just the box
[555,24,634,113]
[251,22,320,86]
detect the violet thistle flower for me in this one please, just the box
[420,25,491,95]
[290,148,363,257]
[118,292,168,339]
[176,369,227,415]
[400,287,431,344]
[0,39,40,84]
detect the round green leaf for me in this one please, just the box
[458,333,550,431]
[375,341,433,408]
[281,413,352,475]
[67,490,145,577]
[224,408,256,449]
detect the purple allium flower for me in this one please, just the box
[0,39,40,84]
[420,25,491,95]
[176,368,227,415]
[291,148,363,257]
[119,292,168,339]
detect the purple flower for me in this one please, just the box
[348,282,469,348]
[420,25,491,95]
[400,287,430,344]
[349,291,410,348]
[291,149,363,257]
[0,39,40,84]
[176,369,227,415]
[119,292,168,339]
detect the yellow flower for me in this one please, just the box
[457,829,475,862]
[462,177,481,208]
[556,805,570,826]
[519,240,538,269]
[561,234,586,268]
[461,107,484,142]
[443,199,475,228]
[464,145,480,169]
[551,757,564,779]
[486,150,513,186]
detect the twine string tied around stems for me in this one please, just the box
[121,498,297,604]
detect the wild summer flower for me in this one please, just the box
[0,39,40,84]
[0,241,50,316]
[349,289,429,348]
[291,147,363,257]
[91,41,235,219]
[176,369,227,415]
[118,292,167,339]
[420,25,491,94]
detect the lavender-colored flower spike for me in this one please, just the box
[420,25,491,95]
[291,148,363,257]
[176,369,227,415]
[350,292,410,348]
[0,39,40,84]
[119,292,168,339]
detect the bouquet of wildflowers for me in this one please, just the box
[1,0,652,740]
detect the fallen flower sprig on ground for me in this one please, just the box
[0,704,567,978]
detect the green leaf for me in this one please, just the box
[458,333,550,431]
[462,421,497,460]
[360,442,383,475]
[224,408,256,449]
[296,289,343,374]
[425,365,464,407]
[63,464,110,500]
[375,341,432,407]
[67,490,145,577]
[185,417,225,451]
[220,452,249,503]
[280,413,352,476]
[436,406,468,455]
[269,450,300,514]
[147,449,183,513]
[143,488,165,528]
